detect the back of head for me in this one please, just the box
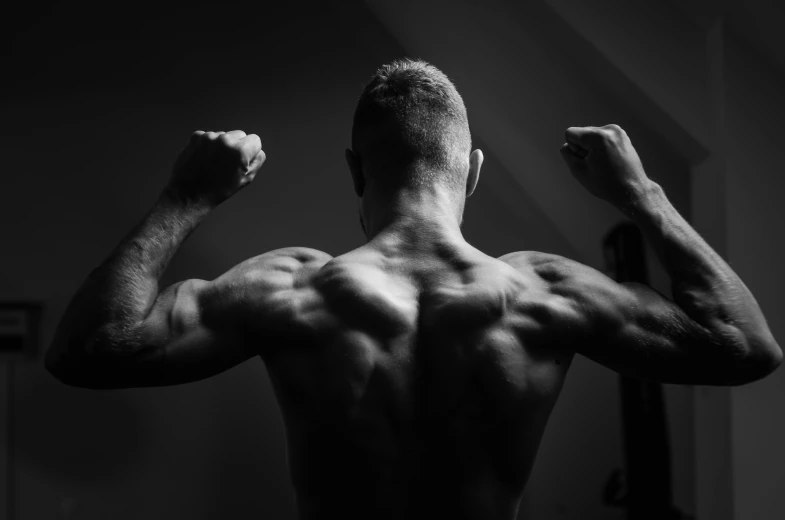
[352,59,471,193]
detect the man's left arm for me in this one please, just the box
[45,130,267,389]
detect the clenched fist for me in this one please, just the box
[560,125,650,209]
[167,130,266,206]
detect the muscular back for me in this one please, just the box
[46,123,780,519]
[261,245,575,520]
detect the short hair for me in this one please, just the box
[351,58,471,192]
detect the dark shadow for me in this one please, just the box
[202,362,298,520]
[12,367,144,482]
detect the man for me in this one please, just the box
[46,59,781,519]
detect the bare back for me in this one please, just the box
[262,245,575,520]
[45,121,781,520]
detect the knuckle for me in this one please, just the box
[218,133,239,150]
[599,126,624,145]
[247,134,262,150]
[603,124,625,138]
[582,128,603,143]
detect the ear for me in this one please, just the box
[345,148,364,197]
[466,149,484,198]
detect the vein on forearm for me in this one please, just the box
[61,194,210,351]
[624,181,768,347]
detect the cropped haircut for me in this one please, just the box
[351,58,471,192]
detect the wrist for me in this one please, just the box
[616,180,663,218]
[160,186,217,214]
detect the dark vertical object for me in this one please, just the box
[7,361,14,520]
[0,302,43,520]
[601,222,691,520]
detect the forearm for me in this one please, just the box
[47,191,211,362]
[621,180,778,354]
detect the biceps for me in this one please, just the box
[576,282,748,385]
[101,279,255,388]
[145,326,252,387]
[134,279,206,347]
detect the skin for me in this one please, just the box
[47,124,781,520]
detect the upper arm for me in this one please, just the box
[69,247,332,389]
[505,251,764,386]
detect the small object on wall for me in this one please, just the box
[0,302,43,361]
[1,302,43,520]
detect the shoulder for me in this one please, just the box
[197,247,334,337]
[264,246,334,263]
[497,250,584,282]
[497,250,622,326]
[234,247,332,277]
[497,250,566,267]
[203,247,333,301]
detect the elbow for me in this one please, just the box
[45,347,106,389]
[753,344,782,380]
[768,347,784,374]
[47,365,110,390]
[45,328,133,389]
[44,351,83,388]
[734,336,783,385]
[707,322,781,385]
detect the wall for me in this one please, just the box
[725,34,785,520]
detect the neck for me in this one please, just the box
[362,184,467,250]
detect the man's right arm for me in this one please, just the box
[545,124,781,385]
